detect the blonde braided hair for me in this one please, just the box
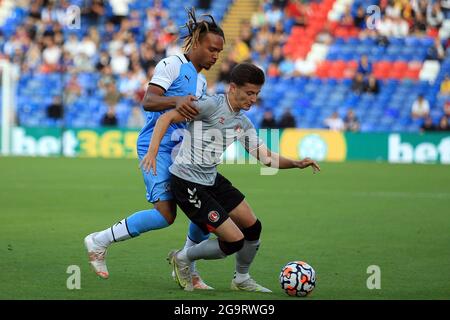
[181,7,225,53]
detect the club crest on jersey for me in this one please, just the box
[208,211,220,223]
[219,117,225,124]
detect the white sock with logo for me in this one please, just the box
[94,219,132,247]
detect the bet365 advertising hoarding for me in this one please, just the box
[2,127,449,164]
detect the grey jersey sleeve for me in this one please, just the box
[239,115,263,153]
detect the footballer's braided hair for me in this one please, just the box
[181,7,225,53]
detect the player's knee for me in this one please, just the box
[155,202,177,225]
[218,238,244,255]
[165,213,176,225]
[242,219,262,241]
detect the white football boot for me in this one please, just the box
[84,232,109,279]
[231,277,272,293]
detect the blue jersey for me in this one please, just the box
[137,54,207,156]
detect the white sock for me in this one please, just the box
[184,236,198,274]
[177,248,191,264]
[93,219,132,247]
[184,236,197,249]
[234,272,250,284]
[93,229,114,247]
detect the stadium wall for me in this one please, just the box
[1,127,449,164]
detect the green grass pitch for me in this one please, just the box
[1,157,449,300]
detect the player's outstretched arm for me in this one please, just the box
[140,110,186,175]
[249,144,321,173]
[141,85,199,120]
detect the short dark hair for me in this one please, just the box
[230,63,265,87]
[181,7,225,53]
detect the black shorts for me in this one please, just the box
[170,173,245,234]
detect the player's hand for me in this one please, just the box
[295,158,321,174]
[176,95,199,121]
[140,151,157,175]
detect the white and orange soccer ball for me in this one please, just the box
[279,261,316,297]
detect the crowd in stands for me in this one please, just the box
[0,0,449,132]
[216,0,450,131]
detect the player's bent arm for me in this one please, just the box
[249,144,321,172]
[141,85,199,119]
[141,85,178,111]
[140,110,185,174]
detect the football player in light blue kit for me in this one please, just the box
[84,9,224,289]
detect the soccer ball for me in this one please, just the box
[279,261,316,297]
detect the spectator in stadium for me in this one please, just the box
[266,4,283,27]
[357,55,373,77]
[442,0,450,18]
[82,0,105,25]
[63,73,82,106]
[385,0,401,19]
[420,116,437,132]
[444,101,450,117]
[344,109,360,132]
[436,115,450,131]
[42,37,62,73]
[232,35,251,63]
[217,59,233,84]
[198,0,212,10]
[251,4,268,29]
[127,106,146,129]
[411,13,428,35]
[104,80,122,108]
[96,51,111,71]
[427,2,445,29]
[118,66,146,99]
[63,34,80,56]
[110,48,130,75]
[324,112,345,131]
[24,43,42,72]
[366,74,380,95]
[46,96,64,120]
[411,94,430,120]
[260,110,277,129]
[440,75,450,95]
[109,0,132,25]
[100,104,118,127]
[351,73,366,94]
[339,5,355,29]
[278,108,296,128]
[426,37,445,61]
[78,34,98,59]
[353,6,366,29]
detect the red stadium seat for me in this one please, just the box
[393,61,408,71]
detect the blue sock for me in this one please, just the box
[188,221,209,244]
[126,209,170,237]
